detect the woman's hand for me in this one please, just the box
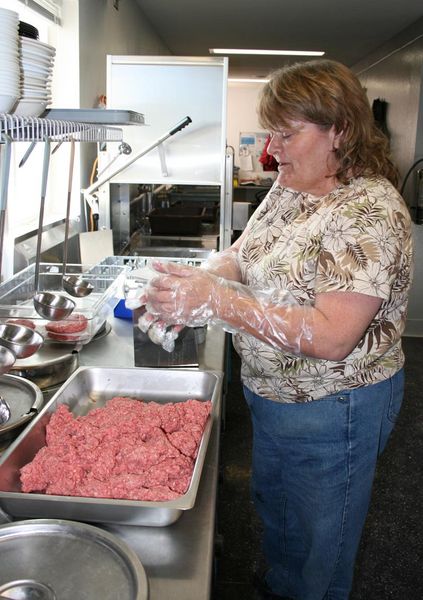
[145,261,219,327]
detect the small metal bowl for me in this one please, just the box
[63,275,94,298]
[0,323,44,359]
[33,292,76,321]
[0,344,16,377]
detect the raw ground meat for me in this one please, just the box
[20,396,212,502]
[45,313,88,341]
[6,318,36,329]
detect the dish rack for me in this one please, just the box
[0,113,124,143]
[0,262,127,345]
[100,254,208,270]
[0,112,137,286]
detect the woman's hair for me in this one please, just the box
[258,59,399,187]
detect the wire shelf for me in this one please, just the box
[0,113,124,143]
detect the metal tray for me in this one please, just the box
[0,367,222,526]
[10,343,79,389]
[44,108,145,125]
[0,374,43,440]
[0,519,148,600]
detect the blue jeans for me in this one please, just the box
[243,369,404,600]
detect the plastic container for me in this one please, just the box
[0,262,127,345]
[114,298,132,320]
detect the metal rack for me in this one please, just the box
[0,113,127,282]
[0,113,124,143]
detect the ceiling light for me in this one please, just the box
[228,78,270,83]
[210,48,325,56]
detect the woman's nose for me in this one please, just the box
[266,135,278,156]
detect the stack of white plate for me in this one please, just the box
[15,37,55,117]
[0,8,20,114]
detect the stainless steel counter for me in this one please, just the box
[78,317,226,600]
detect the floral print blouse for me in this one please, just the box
[233,176,414,403]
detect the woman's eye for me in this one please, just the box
[270,131,292,140]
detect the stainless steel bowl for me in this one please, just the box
[33,292,75,321]
[62,275,94,298]
[0,345,15,377]
[0,323,44,359]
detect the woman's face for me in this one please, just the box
[266,119,341,196]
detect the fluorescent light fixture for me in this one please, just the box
[228,78,270,83]
[210,48,325,56]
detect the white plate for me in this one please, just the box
[21,44,54,57]
[13,98,47,117]
[0,63,20,72]
[0,27,18,36]
[1,72,21,82]
[0,22,18,31]
[0,53,19,62]
[21,64,53,76]
[0,75,20,84]
[0,8,19,18]
[21,58,53,73]
[20,37,55,52]
[0,41,19,51]
[22,77,51,87]
[0,66,20,76]
[0,22,18,29]
[19,92,51,103]
[0,86,20,97]
[21,88,50,95]
[21,42,56,58]
[21,68,50,77]
[0,50,19,59]
[21,51,54,65]
[0,94,18,113]
[20,90,51,97]
[21,84,49,92]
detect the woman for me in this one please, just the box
[144,60,414,600]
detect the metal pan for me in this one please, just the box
[0,367,222,526]
[10,342,79,390]
[0,519,149,599]
[0,374,43,441]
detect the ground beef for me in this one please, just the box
[45,313,88,341]
[6,318,36,329]
[20,396,212,502]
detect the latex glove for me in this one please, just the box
[146,261,218,327]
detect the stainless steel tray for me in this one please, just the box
[0,519,148,600]
[0,367,222,526]
[0,374,43,440]
[45,108,145,125]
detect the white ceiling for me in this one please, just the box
[135,0,423,77]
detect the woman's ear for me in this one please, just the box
[332,125,344,150]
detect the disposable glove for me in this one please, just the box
[145,261,312,355]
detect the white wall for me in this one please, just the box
[78,0,170,111]
[353,19,423,336]
[77,0,171,200]
[227,81,277,184]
